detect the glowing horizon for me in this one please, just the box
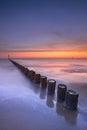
[0,50,87,59]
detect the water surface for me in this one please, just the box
[0,59,87,130]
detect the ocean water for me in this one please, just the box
[15,58,87,109]
[0,59,87,130]
[15,58,87,84]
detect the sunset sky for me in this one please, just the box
[0,0,87,58]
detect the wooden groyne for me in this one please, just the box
[9,58,79,111]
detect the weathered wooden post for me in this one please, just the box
[41,76,47,88]
[65,90,79,110]
[47,79,56,94]
[57,84,67,102]
[29,70,36,81]
[34,73,41,84]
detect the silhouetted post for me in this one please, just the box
[57,84,67,102]
[27,69,30,77]
[29,70,36,81]
[41,76,47,88]
[65,90,79,110]
[24,68,29,76]
[34,73,41,84]
[47,79,56,94]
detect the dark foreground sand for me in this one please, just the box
[0,59,87,130]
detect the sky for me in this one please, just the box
[0,0,87,58]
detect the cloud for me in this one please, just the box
[0,36,87,53]
[45,36,87,52]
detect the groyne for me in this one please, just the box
[9,58,79,111]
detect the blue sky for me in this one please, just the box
[0,0,87,55]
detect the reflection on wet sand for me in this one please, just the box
[25,76,41,95]
[30,81,79,125]
[32,84,40,94]
[40,87,46,99]
[56,102,78,125]
[29,79,55,108]
[46,94,55,108]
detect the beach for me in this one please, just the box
[0,59,87,130]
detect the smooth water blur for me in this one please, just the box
[15,58,87,84]
[15,58,87,109]
[0,59,87,130]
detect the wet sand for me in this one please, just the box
[0,59,87,130]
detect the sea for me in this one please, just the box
[15,58,87,84]
[15,58,87,107]
[0,58,87,130]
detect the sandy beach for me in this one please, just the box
[0,59,87,130]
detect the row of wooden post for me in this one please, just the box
[9,59,79,110]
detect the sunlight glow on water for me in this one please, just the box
[15,58,87,83]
